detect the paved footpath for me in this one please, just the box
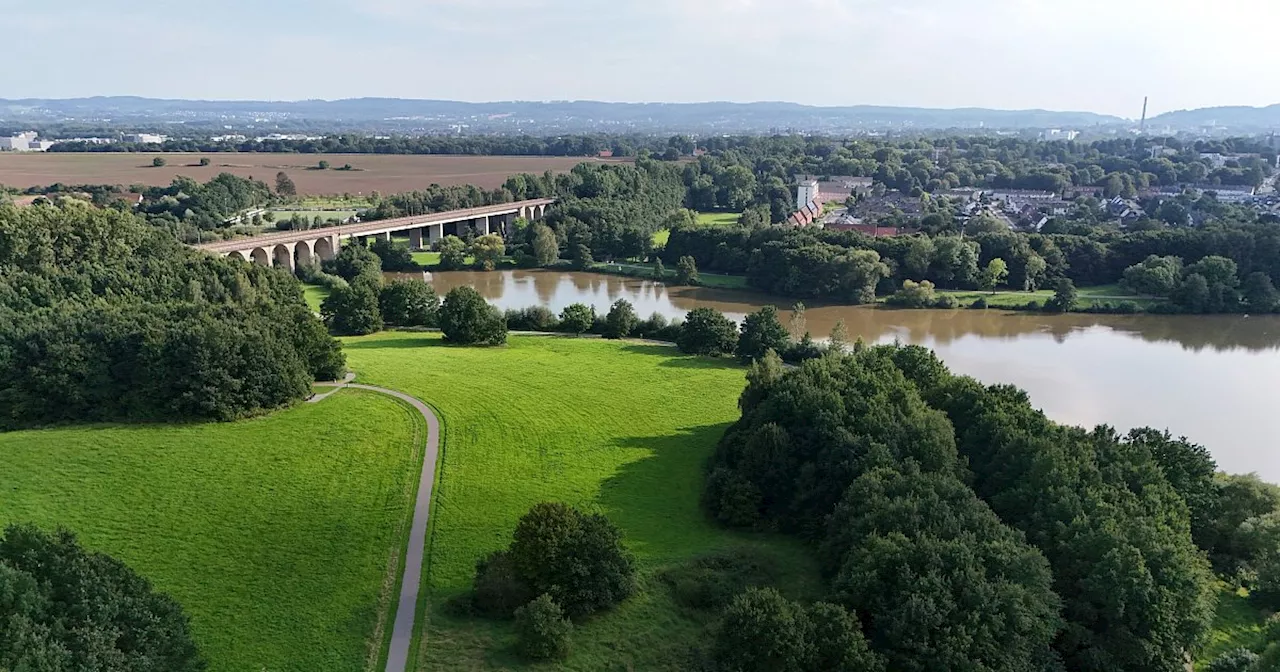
[312,374,440,672]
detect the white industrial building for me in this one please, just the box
[0,131,56,152]
[123,133,167,144]
[796,179,820,210]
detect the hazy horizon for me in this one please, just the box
[4,0,1277,117]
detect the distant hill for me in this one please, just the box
[1149,105,1280,131]
[0,97,1129,134]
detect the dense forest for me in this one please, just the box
[701,344,1280,671]
[0,201,344,428]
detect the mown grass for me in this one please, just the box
[341,332,820,670]
[0,391,424,672]
[1198,583,1267,667]
[653,211,740,247]
[304,283,332,312]
[590,261,750,290]
[926,284,1158,309]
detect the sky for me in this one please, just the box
[2,0,1277,117]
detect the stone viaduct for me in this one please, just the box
[192,199,554,272]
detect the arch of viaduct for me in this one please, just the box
[193,199,554,272]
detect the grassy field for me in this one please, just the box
[0,391,425,672]
[342,332,819,670]
[1198,583,1267,667]
[591,261,749,290]
[304,283,332,312]
[271,209,358,223]
[927,283,1157,309]
[0,153,626,195]
[653,211,741,247]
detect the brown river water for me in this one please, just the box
[401,269,1280,481]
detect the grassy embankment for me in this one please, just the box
[926,283,1158,310]
[1197,583,1268,667]
[342,332,820,671]
[0,391,425,672]
[652,211,740,247]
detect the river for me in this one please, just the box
[413,269,1280,481]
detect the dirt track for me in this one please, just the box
[0,152,623,195]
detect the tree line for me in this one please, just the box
[693,341,1280,671]
[0,201,344,428]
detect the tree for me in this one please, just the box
[321,283,383,336]
[1047,277,1078,312]
[0,524,206,671]
[1206,648,1259,672]
[676,255,700,285]
[678,307,738,356]
[979,258,1009,294]
[369,237,417,272]
[604,299,638,339]
[1173,273,1211,313]
[437,235,468,270]
[787,302,807,341]
[507,503,636,619]
[317,160,330,170]
[198,157,211,167]
[652,258,666,280]
[379,280,439,327]
[559,303,595,335]
[152,156,166,167]
[1242,272,1279,313]
[572,243,593,270]
[514,594,572,661]
[471,233,505,271]
[439,286,507,346]
[711,587,883,672]
[828,319,849,353]
[532,224,559,267]
[736,306,790,362]
[326,242,383,287]
[275,171,297,197]
[1122,255,1184,296]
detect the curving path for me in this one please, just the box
[313,376,440,672]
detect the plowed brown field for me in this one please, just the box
[0,153,623,195]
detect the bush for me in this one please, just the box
[1206,647,1260,672]
[678,307,737,356]
[970,296,988,309]
[736,306,790,362]
[508,503,636,619]
[0,524,206,671]
[514,594,572,661]
[379,280,438,327]
[504,306,559,332]
[711,587,883,672]
[369,238,419,272]
[782,334,823,364]
[439,286,507,346]
[660,550,778,612]
[471,550,534,618]
[325,243,383,286]
[676,255,700,285]
[886,279,937,308]
[933,295,959,309]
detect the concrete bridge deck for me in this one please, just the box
[192,198,554,271]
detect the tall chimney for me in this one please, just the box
[1139,96,1149,133]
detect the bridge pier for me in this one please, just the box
[408,228,423,251]
[272,243,295,273]
[250,247,270,267]
[428,224,443,246]
[474,216,490,236]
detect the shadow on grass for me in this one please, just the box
[597,424,732,561]
[341,337,452,350]
[618,344,745,371]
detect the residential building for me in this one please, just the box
[796,179,820,210]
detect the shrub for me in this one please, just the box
[711,588,882,672]
[678,307,737,356]
[886,279,937,308]
[369,238,419,272]
[970,296,988,309]
[660,550,778,612]
[439,286,507,346]
[1206,647,1259,672]
[508,503,636,619]
[471,550,533,618]
[514,594,572,661]
[933,295,959,309]
[703,468,764,528]
[504,306,559,332]
[676,255,700,285]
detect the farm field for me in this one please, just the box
[0,153,625,195]
[0,390,425,672]
[341,332,820,670]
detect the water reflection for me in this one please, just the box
[424,270,1280,481]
